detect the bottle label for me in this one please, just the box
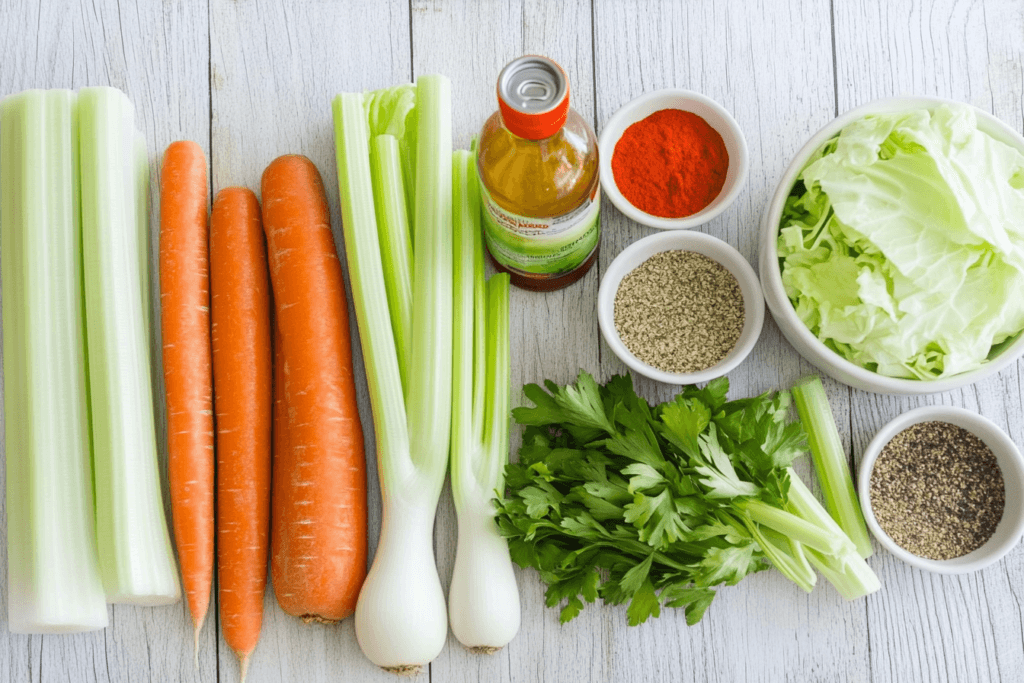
[480,185,601,275]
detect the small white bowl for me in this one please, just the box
[597,231,765,384]
[598,89,749,230]
[760,97,1024,395]
[857,406,1024,574]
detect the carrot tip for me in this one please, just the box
[192,614,206,669]
[239,654,250,683]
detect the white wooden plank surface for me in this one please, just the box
[592,2,869,682]
[409,2,606,681]
[834,2,1024,682]
[0,2,215,683]
[1,0,1024,681]
[209,1,410,682]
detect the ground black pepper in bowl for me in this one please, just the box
[612,250,744,374]
[869,421,1005,561]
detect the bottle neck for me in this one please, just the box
[497,94,569,140]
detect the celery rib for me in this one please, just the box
[370,135,415,393]
[405,75,454,496]
[792,375,873,558]
[333,93,412,494]
[2,90,108,632]
[79,87,179,604]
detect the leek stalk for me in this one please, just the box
[1,89,109,633]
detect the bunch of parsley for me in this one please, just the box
[495,372,878,626]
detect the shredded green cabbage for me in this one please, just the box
[778,104,1024,379]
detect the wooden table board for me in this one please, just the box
[1,1,1023,681]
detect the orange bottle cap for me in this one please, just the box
[497,56,570,140]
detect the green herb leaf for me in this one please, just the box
[497,371,877,628]
[626,579,662,626]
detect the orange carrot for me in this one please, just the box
[159,140,214,644]
[261,154,367,622]
[210,187,271,678]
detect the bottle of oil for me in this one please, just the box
[477,56,600,291]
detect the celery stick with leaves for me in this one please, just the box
[495,372,879,626]
[335,75,453,674]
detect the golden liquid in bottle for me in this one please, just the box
[477,59,601,292]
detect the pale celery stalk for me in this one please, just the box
[448,150,519,651]
[334,74,453,674]
[786,471,880,599]
[404,76,453,489]
[134,132,150,339]
[369,135,414,391]
[78,87,179,605]
[739,499,852,556]
[1,89,109,632]
[792,375,873,558]
[743,520,816,592]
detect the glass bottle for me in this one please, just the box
[477,56,600,292]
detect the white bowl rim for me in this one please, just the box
[760,96,1024,395]
[597,230,765,384]
[857,405,1024,574]
[598,88,750,230]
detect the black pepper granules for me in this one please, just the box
[869,421,1005,560]
[613,250,744,374]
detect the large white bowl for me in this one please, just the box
[759,97,1024,395]
[599,89,749,230]
[598,230,764,384]
[858,406,1024,574]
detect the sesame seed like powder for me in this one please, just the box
[869,421,1004,561]
[613,250,744,374]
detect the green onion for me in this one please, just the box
[2,89,109,633]
[791,375,873,558]
[448,150,519,650]
[79,86,179,604]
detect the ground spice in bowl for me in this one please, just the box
[612,250,744,374]
[611,109,729,218]
[869,421,1005,561]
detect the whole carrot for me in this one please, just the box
[261,154,367,622]
[210,187,271,680]
[159,140,214,646]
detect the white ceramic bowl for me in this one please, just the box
[598,89,749,230]
[857,406,1024,574]
[597,231,765,384]
[760,97,1024,395]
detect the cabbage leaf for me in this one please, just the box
[778,104,1024,379]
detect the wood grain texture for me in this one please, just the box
[593,2,869,682]
[0,1,213,682]
[410,1,605,680]
[835,2,1024,682]
[2,0,1024,681]
[209,0,409,681]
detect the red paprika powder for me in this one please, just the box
[611,109,729,218]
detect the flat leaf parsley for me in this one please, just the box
[496,372,879,626]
